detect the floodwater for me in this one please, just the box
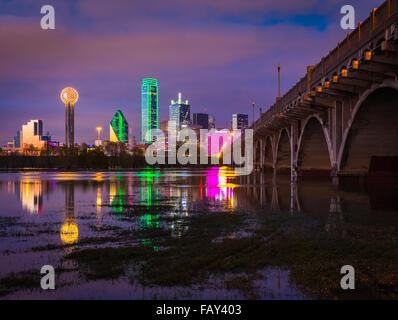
[0,168,397,299]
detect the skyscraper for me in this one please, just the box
[193,113,209,129]
[141,78,159,143]
[14,130,21,148]
[232,114,249,130]
[110,110,129,144]
[169,92,190,130]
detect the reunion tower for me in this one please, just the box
[60,87,79,148]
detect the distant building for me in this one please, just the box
[169,92,190,130]
[14,130,21,148]
[160,119,169,133]
[208,116,216,129]
[110,110,129,144]
[193,113,209,129]
[141,78,159,143]
[21,120,47,148]
[232,114,249,130]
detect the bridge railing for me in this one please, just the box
[253,0,398,132]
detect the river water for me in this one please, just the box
[0,168,397,299]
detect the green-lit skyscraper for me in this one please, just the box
[141,78,158,143]
[110,110,129,144]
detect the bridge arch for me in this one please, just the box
[338,85,398,175]
[276,128,291,174]
[263,135,274,172]
[297,116,333,176]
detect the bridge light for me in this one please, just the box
[382,40,387,51]
[365,50,372,61]
[342,69,348,77]
[324,81,330,88]
[311,89,316,96]
[317,86,323,93]
[352,60,359,69]
[333,75,339,83]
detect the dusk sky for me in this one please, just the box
[0,0,383,145]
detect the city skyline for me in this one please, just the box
[0,0,384,145]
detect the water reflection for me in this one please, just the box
[60,184,78,244]
[1,169,397,238]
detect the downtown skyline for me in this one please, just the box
[0,0,384,145]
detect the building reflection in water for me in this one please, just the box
[1,178,57,217]
[96,185,102,210]
[139,171,161,250]
[15,181,44,216]
[205,167,237,210]
[60,184,78,244]
[325,196,347,238]
[20,182,43,216]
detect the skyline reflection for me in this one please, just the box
[0,169,397,221]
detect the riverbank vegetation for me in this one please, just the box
[0,143,146,169]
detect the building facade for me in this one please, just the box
[141,78,159,143]
[169,92,190,130]
[21,120,46,148]
[193,113,209,129]
[159,120,169,133]
[110,110,129,144]
[232,114,249,130]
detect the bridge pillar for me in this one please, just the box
[260,138,264,171]
[290,123,298,181]
[330,100,343,176]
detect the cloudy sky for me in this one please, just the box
[0,0,383,145]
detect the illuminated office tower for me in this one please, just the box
[232,114,249,130]
[141,78,159,143]
[60,87,79,148]
[21,120,45,148]
[169,92,190,130]
[110,110,129,144]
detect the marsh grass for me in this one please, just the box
[3,207,398,299]
[0,270,38,297]
[63,209,398,299]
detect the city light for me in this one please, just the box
[96,126,102,140]
[60,87,79,104]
